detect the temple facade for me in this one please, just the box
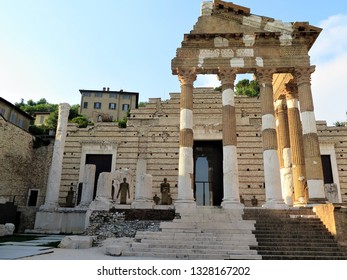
[31,1,347,233]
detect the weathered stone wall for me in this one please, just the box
[314,204,347,246]
[59,88,347,206]
[60,88,266,205]
[0,117,53,231]
[317,122,347,203]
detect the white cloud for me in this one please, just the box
[195,74,221,88]
[310,14,347,125]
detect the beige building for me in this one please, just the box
[33,112,51,126]
[79,87,139,123]
[0,97,34,131]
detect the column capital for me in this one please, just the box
[294,66,315,86]
[255,68,276,84]
[218,68,237,86]
[284,80,298,99]
[177,68,197,86]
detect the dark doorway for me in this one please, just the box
[321,155,334,184]
[27,190,39,207]
[193,141,223,206]
[85,154,112,198]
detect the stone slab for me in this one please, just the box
[0,245,53,259]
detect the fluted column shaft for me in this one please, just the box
[275,97,293,205]
[295,67,326,202]
[176,68,197,208]
[256,69,285,208]
[218,68,243,209]
[285,81,308,206]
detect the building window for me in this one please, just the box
[83,92,91,97]
[10,112,16,123]
[83,102,88,109]
[39,115,45,124]
[122,104,130,111]
[122,95,131,99]
[94,102,102,109]
[95,93,103,98]
[109,93,117,99]
[27,189,39,207]
[0,107,5,116]
[109,103,116,110]
[17,118,23,128]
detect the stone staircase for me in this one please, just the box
[122,207,261,259]
[243,208,347,260]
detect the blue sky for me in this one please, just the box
[1,0,346,125]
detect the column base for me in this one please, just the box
[39,202,60,211]
[89,199,111,211]
[174,200,196,212]
[221,201,244,209]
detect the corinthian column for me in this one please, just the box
[295,66,326,203]
[41,103,71,210]
[218,68,243,209]
[285,81,308,206]
[256,69,286,208]
[176,68,197,209]
[275,97,293,206]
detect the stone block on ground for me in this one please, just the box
[0,223,15,236]
[58,235,94,249]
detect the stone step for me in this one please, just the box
[135,231,257,241]
[131,242,252,251]
[261,255,347,260]
[128,246,258,256]
[160,220,254,229]
[256,249,346,257]
[255,241,341,247]
[122,251,262,260]
[252,245,346,252]
[138,238,258,246]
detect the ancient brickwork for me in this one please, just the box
[60,88,265,206]
[317,121,347,203]
[0,116,53,231]
[59,88,347,207]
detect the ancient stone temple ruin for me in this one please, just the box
[31,1,347,259]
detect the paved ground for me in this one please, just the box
[0,235,155,260]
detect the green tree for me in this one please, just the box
[334,121,346,127]
[16,99,57,117]
[235,79,260,98]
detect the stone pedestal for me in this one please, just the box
[78,164,96,208]
[89,172,112,210]
[132,174,155,209]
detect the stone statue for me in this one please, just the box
[160,178,171,205]
[66,187,75,207]
[153,194,160,205]
[117,178,130,204]
[251,195,258,207]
